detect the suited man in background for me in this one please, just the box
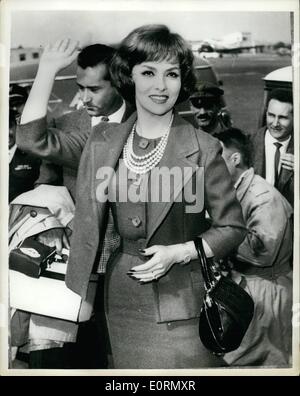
[22,42,134,200]
[16,40,134,369]
[17,42,134,276]
[251,88,294,206]
[218,128,293,366]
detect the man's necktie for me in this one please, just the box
[101,116,109,122]
[274,142,282,188]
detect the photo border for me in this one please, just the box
[0,0,299,377]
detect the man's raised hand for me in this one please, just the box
[20,39,80,124]
[39,38,80,74]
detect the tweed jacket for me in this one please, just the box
[234,168,293,273]
[17,104,134,200]
[16,103,135,274]
[65,112,246,322]
[251,126,294,206]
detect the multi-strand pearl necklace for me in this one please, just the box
[123,115,174,175]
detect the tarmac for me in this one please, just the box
[208,53,291,134]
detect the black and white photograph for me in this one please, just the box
[0,0,299,376]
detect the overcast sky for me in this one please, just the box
[10,9,292,48]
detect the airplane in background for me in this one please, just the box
[194,32,265,57]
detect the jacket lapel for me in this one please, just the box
[146,114,200,243]
[78,109,91,132]
[253,127,266,177]
[91,113,137,206]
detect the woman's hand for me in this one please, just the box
[39,38,79,75]
[128,244,188,283]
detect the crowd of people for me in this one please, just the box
[8,24,294,369]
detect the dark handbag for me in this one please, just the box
[9,237,56,278]
[194,237,254,354]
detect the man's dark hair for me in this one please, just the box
[77,44,116,79]
[268,88,293,107]
[218,128,253,168]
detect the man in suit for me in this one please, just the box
[21,42,133,200]
[18,40,133,266]
[16,40,133,368]
[189,81,232,135]
[218,128,292,366]
[251,88,293,206]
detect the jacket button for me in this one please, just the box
[131,216,142,227]
[30,210,37,217]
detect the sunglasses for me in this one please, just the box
[190,97,217,109]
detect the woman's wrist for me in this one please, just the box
[173,241,198,265]
[174,239,214,265]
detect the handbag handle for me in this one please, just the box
[193,237,214,290]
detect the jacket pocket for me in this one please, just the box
[154,261,204,323]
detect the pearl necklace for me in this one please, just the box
[123,115,174,175]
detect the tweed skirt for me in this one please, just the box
[105,251,225,369]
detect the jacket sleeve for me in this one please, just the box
[16,116,89,169]
[34,160,63,187]
[201,140,247,259]
[236,192,292,266]
[250,127,265,177]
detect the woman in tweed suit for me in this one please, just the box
[19,25,246,368]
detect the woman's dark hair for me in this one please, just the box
[110,24,196,104]
[218,128,253,168]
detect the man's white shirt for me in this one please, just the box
[264,129,291,186]
[91,100,126,127]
